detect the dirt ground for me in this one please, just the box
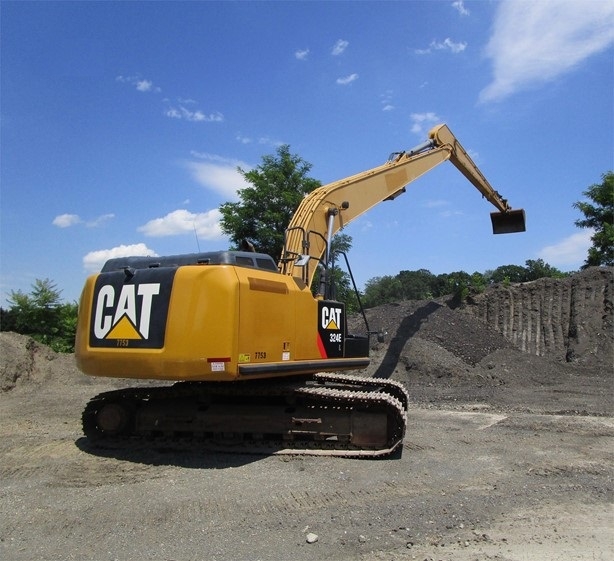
[1,268,612,561]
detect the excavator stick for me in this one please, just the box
[490,209,526,234]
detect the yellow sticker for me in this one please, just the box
[238,353,251,363]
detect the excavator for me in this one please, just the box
[75,124,526,457]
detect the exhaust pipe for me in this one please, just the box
[490,209,526,234]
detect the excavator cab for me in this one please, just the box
[490,209,526,234]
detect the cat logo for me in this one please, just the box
[317,302,345,358]
[93,283,160,340]
[321,305,342,330]
[89,269,175,348]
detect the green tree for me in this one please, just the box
[524,259,566,280]
[573,171,614,267]
[363,275,404,308]
[2,278,77,352]
[442,270,473,300]
[431,271,473,297]
[469,271,487,293]
[489,264,528,284]
[396,269,434,300]
[219,145,321,260]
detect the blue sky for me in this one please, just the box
[1,0,613,305]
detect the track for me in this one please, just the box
[82,373,408,458]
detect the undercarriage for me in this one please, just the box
[82,373,408,458]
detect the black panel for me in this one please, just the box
[318,301,345,358]
[89,268,176,348]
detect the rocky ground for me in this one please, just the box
[0,267,612,561]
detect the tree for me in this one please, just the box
[1,278,78,352]
[219,145,321,260]
[524,259,566,281]
[573,171,614,268]
[363,275,404,308]
[489,264,528,284]
[397,269,434,300]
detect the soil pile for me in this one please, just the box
[352,266,612,370]
[346,267,612,414]
[0,332,80,392]
[464,266,613,367]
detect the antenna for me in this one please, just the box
[193,222,201,252]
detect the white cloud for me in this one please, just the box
[136,79,153,92]
[537,230,593,267]
[257,136,284,147]
[336,73,359,85]
[234,134,284,146]
[415,38,467,55]
[332,39,349,56]
[413,199,465,219]
[83,243,158,273]
[295,48,310,60]
[184,154,251,199]
[360,220,373,232]
[480,0,614,103]
[189,151,245,165]
[117,75,222,122]
[116,75,161,93]
[137,209,223,239]
[380,90,395,111]
[452,1,469,16]
[165,106,224,122]
[53,213,115,228]
[439,209,464,218]
[410,112,441,136]
[423,199,449,209]
[86,213,115,227]
[53,214,82,228]
[117,74,225,125]
[435,38,466,53]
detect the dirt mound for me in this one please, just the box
[353,299,514,368]
[0,332,82,392]
[464,266,613,367]
[343,268,613,414]
[352,267,613,374]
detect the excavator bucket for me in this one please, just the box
[490,209,526,234]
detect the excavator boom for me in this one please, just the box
[280,124,525,287]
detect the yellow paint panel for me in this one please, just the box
[385,168,408,188]
[248,277,289,294]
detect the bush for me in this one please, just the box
[0,279,77,353]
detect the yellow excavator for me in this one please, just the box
[75,124,525,457]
